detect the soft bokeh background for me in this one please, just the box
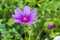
[0,0,60,40]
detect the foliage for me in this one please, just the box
[0,0,60,40]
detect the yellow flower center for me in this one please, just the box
[23,17,27,22]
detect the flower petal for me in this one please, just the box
[31,10,37,17]
[12,15,19,19]
[12,15,23,23]
[27,16,38,25]
[24,18,36,25]
[14,7,23,17]
[14,19,21,23]
[24,6,30,15]
[25,20,34,25]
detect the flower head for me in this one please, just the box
[12,6,37,25]
[48,24,54,29]
[54,36,60,40]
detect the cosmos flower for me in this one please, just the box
[48,24,54,29]
[54,36,60,40]
[12,6,37,25]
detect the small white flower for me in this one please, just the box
[54,36,60,40]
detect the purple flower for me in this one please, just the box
[48,24,55,29]
[12,6,37,25]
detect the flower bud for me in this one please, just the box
[48,24,54,29]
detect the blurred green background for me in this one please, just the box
[0,0,60,40]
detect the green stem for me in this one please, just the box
[28,25,31,40]
[29,31,31,40]
[36,28,44,40]
[24,25,26,40]
[25,32,26,40]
